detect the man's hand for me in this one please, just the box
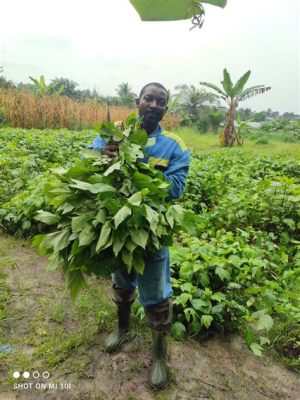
[101,142,119,157]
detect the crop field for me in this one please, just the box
[0,126,299,399]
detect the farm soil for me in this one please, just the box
[0,235,299,400]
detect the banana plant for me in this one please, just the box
[29,75,64,97]
[200,69,271,147]
[129,0,227,29]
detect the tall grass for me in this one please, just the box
[0,89,179,130]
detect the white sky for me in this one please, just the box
[0,0,299,113]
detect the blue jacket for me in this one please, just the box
[89,124,190,199]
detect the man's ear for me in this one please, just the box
[136,97,139,107]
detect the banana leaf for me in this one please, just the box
[129,0,227,21]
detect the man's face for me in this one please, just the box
[137,85,168,127]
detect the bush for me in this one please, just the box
[255,137,269,144]
[195,117,210,133]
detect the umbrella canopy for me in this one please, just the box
[129,0,227,21]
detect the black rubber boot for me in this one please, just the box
[149,330,168,389]
[145,298,173,389]
[104,285,135,353]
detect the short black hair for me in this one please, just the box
[139,82,169,102]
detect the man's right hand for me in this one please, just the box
[101,142,119,158]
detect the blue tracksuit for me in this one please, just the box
[89,124,190,307]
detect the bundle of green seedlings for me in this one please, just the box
[33,114,194,299]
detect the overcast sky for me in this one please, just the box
[0,0,299,113]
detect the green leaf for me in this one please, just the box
[96,221,111,252]
[114,206,132,228]
[94,209,107,225]
[179,293,192,306]
[170,321,186,341]
[133,254,145,274]
[232,70,251,97]
[70,179,116,194]
[127,191,143,206]
[130,229,148,249]
[215,266,230,281]
[112,231,128,257]
[250,342,263,357]
[67,269,87,301]
[34,211,59,225]
[32,234,46,248]
[130,129,148,146]
[122,248,133,269]
[180,282,193,292]
[145,205,159,232]
[72,215,90,232]
[125,238,137,253]
[191,299,208,310]
[78,227,95,247]
[201,315,213,329]
[221,68,233,96]
[42,229,70,252]
[103,161,122,176]
[199,82,226,98]
[47,252,60,271]
[256,314,273,331]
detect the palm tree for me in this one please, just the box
[116,83,136,108]
[174,84,217,121]
[200,69,271,146]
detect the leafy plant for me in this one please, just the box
[29,75,64,97]
[200,69,271,146]
[33,115,194,299]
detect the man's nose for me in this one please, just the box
[149,100,159,108]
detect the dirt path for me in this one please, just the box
[0,235,299,400]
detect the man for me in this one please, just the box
[90,82,190,389]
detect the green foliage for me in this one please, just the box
[116,82,136,108]
[200,69,271,146]
[171,149,299,359]
[0,124,299,365]
[255,136,269,145]
[32,116,194,299]
[29,75,64,97]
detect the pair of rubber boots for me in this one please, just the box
[105,285,171,389]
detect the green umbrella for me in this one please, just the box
[129,0,227,22]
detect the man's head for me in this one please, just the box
[136,83,169,132]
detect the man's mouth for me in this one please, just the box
[145,111,158,117]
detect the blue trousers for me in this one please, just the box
[112,248,173,308]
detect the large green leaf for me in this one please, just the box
[232,70,251,97]
[34,210,59,225]
[96,221,112,252]
[41,229,70,252]
[130,0,227,21]
[199,82,226,99]
[70,179,116,194]
[67,269,87,301]
[114,206,132,228]
[221,68,233,97]
[130,228,149,249]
